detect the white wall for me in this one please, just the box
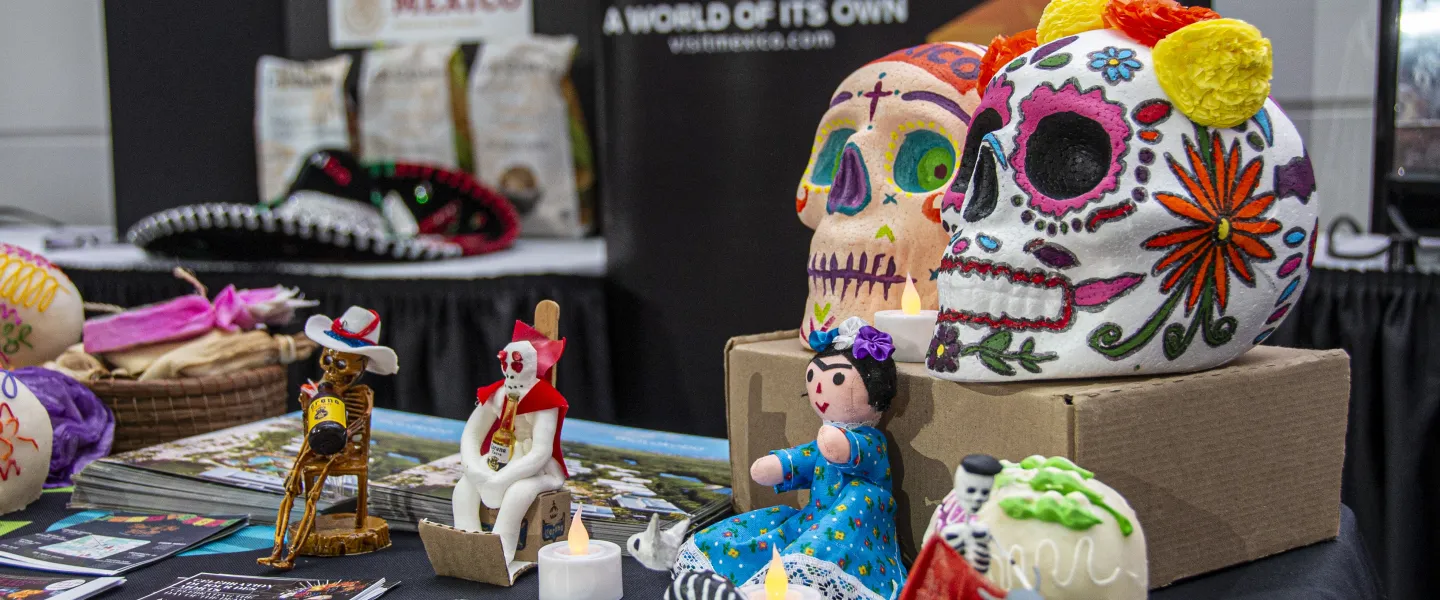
[1217,0,1380,230]
[0,0,113,227]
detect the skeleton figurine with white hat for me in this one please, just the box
[260,306,398,570]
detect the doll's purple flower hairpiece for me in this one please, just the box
[852,327,895,362]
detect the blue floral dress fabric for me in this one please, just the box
[688,426,905,598]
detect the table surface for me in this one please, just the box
[0,492,1381,600]
[1,226,607,280]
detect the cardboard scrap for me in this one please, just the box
[420,489,570,586]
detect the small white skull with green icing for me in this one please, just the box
[976,456,1147,600]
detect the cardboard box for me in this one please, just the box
[420,490,570,586]
[725,331,1350,588]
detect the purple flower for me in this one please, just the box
[927,325,959,372]
[851,327,894,362]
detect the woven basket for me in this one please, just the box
[86,365,292,453]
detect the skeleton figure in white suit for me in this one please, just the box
[453,322,569,564]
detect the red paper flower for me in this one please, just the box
[978,29,1038,98]
[1103,0,1220,47]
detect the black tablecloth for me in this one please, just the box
[1269,267,1440,600]
[63,269,614,424]
[0,492,1380,599]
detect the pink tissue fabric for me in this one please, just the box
[83,285,280,354]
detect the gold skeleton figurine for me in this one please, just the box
[260,307,396,570]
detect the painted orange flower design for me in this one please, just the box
[1145,134,1280,312]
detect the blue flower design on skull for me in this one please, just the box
[1088,47,1143,84]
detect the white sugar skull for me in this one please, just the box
[0,373,53,515]
[927,24,1318,381]
[797,43,986,345]
[498,341,539,397]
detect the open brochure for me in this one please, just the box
[0,573,124,600]
[73,409,731,545]
[139,573,394,600]
[0,513,246,575]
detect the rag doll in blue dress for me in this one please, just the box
[632,317,903,600]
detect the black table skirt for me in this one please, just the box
[1269,267,1440,600]
[63,269,614,424]
[0,492,1379,599]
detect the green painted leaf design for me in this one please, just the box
[1020,360,1042,374]
[980,354,1015,375]
[1020,338,1035,353]
[1006,56,1026,71]
[979,331,1013,352]
[1035,53,1071,69]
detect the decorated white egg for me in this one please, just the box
[0,243,83,369]
[0,372,53,514]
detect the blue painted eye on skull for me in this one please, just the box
[810,127,857,186]
[893,129,956,194]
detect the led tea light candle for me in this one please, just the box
[873,274,938,362]
[738,549,823,600]
[538,512,622,600]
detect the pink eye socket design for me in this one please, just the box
[1011,79,1131,219]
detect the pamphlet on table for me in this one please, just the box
[0,513,246,575]
[0,572,124,600]
[138,573,394,600]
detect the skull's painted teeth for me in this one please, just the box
[935,256,1074,331]
[808,252,906,301]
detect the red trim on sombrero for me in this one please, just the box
[386,162,521,256]
[867,43,985,96]
[331,309,380,343]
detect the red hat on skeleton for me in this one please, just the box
[512,320,566,380]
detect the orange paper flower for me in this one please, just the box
[978,28,1038,97]
[1103,0,1220,47]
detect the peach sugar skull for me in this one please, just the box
[927,0,1318,381]
[797,42,986,346]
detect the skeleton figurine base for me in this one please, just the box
[423,300,569,586]
[259,307,397,571]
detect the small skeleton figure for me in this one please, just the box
[924,454,1002,574]
[453,320,569,564]
[259,307,397,570]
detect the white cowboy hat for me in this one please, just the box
[304,306,399,375]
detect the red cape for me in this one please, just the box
[899,536,1007,600]
[477,380,569,478]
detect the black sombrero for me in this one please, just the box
[128,150,518,261]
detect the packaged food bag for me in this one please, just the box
[359,43,465,169]
[470,35,590,238]
[255,55,353,204]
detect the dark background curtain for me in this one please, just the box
[1269,267,1440,600]
[66,270,615,424]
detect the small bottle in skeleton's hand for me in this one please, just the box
[307,382,348,455]
[485,393,522,470]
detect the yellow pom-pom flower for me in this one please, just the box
[1153,18,1273,128]
[1037,0,1107,44]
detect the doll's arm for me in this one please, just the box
[491,408,560,486]
[767,441,821,493]
[460,396,500,482]
[826,426,891,484]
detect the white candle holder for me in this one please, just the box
[738,583,825,600]
[874,309,939,362]
[537,539,623,600]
